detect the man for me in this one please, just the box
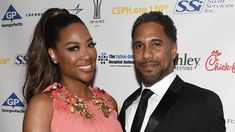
[118,11,225,132]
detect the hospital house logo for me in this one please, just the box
[98,52,134,67]
[98,52,108,64]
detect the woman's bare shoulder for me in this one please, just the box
[23,92,53,132]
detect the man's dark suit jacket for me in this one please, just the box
[118,75,225,132]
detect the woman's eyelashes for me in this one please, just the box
[88,42,96,48]
[66,42,96,51]
[67,45,80,51]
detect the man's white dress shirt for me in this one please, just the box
[125,72,176,132]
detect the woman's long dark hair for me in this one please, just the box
[22,8,87,103]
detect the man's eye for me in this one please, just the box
[134,44,143,49]
[152,42,161,47]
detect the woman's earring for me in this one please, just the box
[53,60,58,64]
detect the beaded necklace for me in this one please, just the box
[52,83,112,119]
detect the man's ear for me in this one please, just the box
[48,48,58,64]
[171,43,178,60]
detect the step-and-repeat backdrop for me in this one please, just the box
[0,0,234,131]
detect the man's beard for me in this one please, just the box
[139,68,164,87]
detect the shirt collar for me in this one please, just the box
[142,71,176,98]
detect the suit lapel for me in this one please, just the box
[118,88,142,129]
[145,76,183,131]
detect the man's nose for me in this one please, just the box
[142,46,154,60]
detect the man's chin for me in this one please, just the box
[141,76,157,86]
[140,71,164,85]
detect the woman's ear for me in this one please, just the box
[48,48,58,64]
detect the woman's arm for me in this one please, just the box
[23,93,53,132]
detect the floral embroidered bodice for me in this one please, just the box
[43,82,123,132]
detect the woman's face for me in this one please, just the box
[49,23,97,84]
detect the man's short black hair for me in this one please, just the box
[131,11,177,43]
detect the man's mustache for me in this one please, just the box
[139,60,160,65]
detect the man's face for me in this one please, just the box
[132,22,177,87]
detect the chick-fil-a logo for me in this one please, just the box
[205,50,235,73]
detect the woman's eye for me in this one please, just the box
[88,42,96,48]
[67,46,80,51]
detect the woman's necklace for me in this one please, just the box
[67,93,93,118]
[52,83,112,119]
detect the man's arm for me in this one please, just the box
[193,91,226,132]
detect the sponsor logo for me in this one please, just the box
[98,52,200,69]
[1,5,23,28]
[205,50,235,73]
[2,92,25,113]
[175,53,201,71]
[227,118,235,124]
[93,0,102,19]
[26,12,43,17]
[97,52,134,67]
[204,0,234,13]
[174,0,234,14]
[90,0,104,27]
[25,3,83,18]
[2,92,24,108]
[174,0,205,14]
[98,52,108,64]
[112,4,169,15]
[2,5,22,21]
[0,58,10,64]
[14,54,27,65]
[67,4,83,14]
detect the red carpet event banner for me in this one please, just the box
[0,0,234,131]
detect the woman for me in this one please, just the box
[22,8,123,132]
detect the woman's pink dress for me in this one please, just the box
[43,82,123,132]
